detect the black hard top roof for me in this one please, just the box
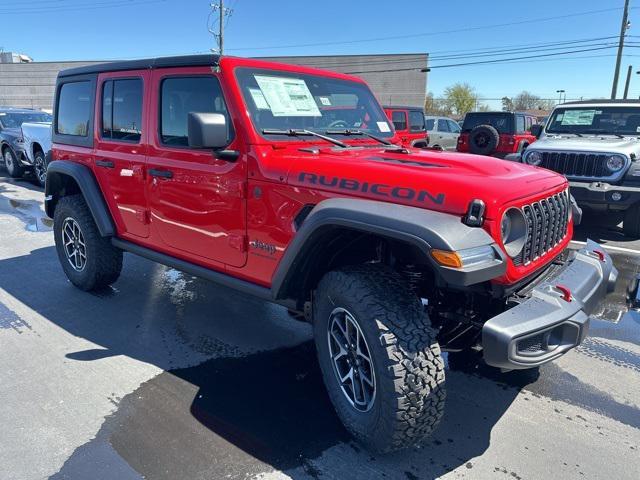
[58,54,221,78]
[561,99,640,105]
[383,105,425,112]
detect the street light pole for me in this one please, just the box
[556,89,565,105]
[624,65,633,99]
[611,0,631,99]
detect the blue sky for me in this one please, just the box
[2,0,639,108]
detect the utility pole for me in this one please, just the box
[624,65,633,99]
[209,1,233,54]
[611,0,631,99]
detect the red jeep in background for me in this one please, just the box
[384,105,429,148]
[457,111,538,157]
[46,55,617,453]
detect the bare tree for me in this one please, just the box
[513,91,542,110]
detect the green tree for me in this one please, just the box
[443,83,478,116]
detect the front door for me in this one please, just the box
[145,69,247,267]
[93,70,149,238]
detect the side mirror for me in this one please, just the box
[187,112,229,149]
[530,124,543,138]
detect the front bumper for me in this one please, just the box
[569,180,640,209]
[482,240,618,370]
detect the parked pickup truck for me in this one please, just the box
[21,121,52,187]
[45,55,618,452]
[0,108,51,186]
[520,100,640,237]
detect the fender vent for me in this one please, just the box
[294,204,315,230]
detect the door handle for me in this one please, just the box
[95,159,114,169]
[149,168,173,179]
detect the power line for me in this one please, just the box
[344,45,628,74]
[225,6,636,52]
[0,0,168,14]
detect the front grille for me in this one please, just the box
[513,190,570,266]
[540,151,609,178]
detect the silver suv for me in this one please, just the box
[521,100,640,237]
[424,116,461,150]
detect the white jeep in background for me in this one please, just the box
[519,100,640,237]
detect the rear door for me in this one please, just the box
[93,70,149,238]
[446,119,461,150]
[145,69,247,267]
[435,118,450,148]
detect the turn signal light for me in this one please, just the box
[431,249,463,268]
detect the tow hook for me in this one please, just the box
[626,274,640,311]
[554,285,572,302]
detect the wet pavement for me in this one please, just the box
[1,171,639,480]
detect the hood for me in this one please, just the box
[1,127,21,138]
[284,146,567,219]
[531,134,640,156]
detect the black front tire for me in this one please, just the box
[623,203,640,238]
[53,195,123,291]
[313,265,446,453]
[3,148,24,178]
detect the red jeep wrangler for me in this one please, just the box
[457,111,538,158]
[46,55,617,452]
[384,105,429,148]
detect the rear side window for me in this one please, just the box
[102,78,143,142]
[437,119,450,132]
[391,111,407,131]
[462,113,514,134]
[447,120,461,133]
[160,76,231,147]
[56,81,91,136]
[409,111,425,132]
[516,115,526,133]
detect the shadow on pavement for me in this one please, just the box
[2,246,530,479]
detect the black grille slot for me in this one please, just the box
[512,190,569,266]
[541,151,612,178]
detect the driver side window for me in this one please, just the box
[160,76,232,147]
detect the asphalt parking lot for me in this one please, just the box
[1,171,639,480]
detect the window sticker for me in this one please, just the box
[249,88,270,110]
[319,96,332,106]
[377,121,391,133]
[561,109,596,126]
[254,75,321,117]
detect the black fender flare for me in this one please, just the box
[45,160,115,237]
[271,198,507,300]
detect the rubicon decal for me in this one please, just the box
[297,172,445,205]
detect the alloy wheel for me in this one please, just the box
[34,154,47,185]
[327,307,376,412]
[62,217,87,272]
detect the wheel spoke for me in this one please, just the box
[327,307,376,412]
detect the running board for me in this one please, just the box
[111,237,274,302]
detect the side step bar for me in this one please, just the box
[111,238,276,303]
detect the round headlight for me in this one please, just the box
[525,151,543,166]
[606,154,625,172]
[501,208,528,258]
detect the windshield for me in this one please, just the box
[462,112,513,134]
[0,112,52,129]
[547,106,640,136]
[235,67,393,140]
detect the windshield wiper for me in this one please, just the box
[261,128,348,148]
[583,130,625,139]
[325,129,395,146]
[551,130,583,137]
